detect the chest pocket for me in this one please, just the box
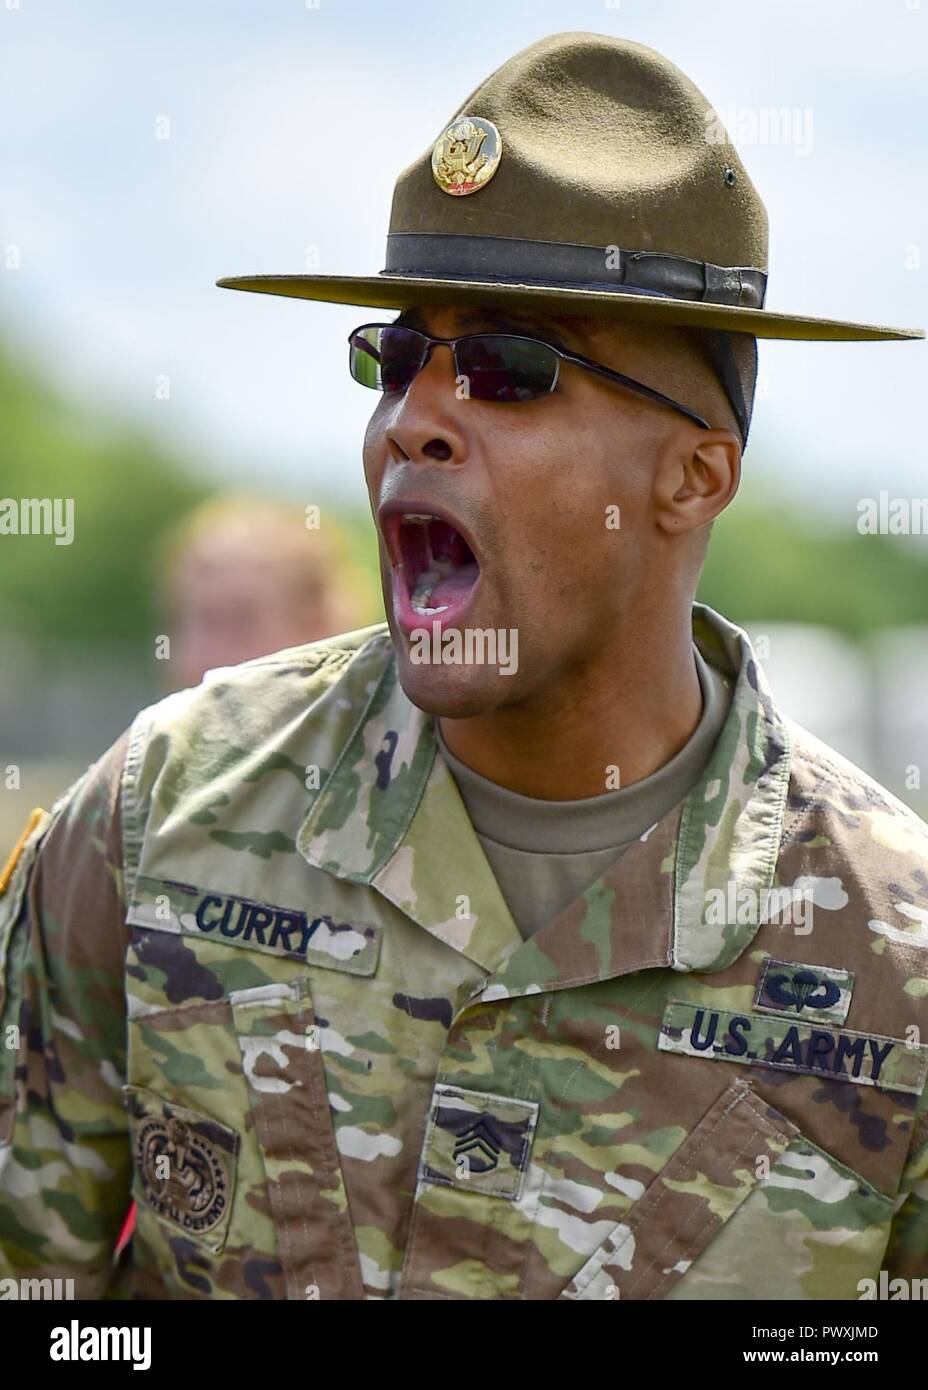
[558,1074,895,1301]
[125,877,374,1300]
[559,1078,795,1300]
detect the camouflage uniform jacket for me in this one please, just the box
[1,603,927,1300]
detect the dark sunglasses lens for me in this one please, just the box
[456,335,558,402]
[348,326,425,394]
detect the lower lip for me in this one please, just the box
[391,563,481,638]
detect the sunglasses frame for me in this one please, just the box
[348,321,712,430]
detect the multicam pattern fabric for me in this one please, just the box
[1,603,927,1300]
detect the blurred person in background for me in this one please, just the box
[155,494,379,688]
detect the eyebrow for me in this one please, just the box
[395,307,571,351]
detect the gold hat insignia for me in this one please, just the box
[431,116,502,196]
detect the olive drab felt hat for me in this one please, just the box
[217,31,923,342]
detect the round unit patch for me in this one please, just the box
[136,1114,230,1235]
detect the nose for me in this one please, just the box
[383,342,468,467]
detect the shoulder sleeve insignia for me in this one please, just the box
[0,808,48,897]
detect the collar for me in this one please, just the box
[298,603,791,993]
[431,645,731,855]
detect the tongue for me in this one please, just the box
[429,561,479,608]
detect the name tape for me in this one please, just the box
[659,1000,928,1096]
[127,877,382,977]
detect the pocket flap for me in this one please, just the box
[560,1078,799,1300]
[228,982,365,1301]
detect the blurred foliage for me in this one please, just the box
[698,480,928,637]
[321,504,383,619]
[2,334,927,646]
[0,339,384,646]
[0,340,207,645]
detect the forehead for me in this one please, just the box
[397,303,588,345]
[394,303,676,364]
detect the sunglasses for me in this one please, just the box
[348,321,711,429]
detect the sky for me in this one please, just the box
[1,0,926,518]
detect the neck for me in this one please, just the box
[438,608,702,800]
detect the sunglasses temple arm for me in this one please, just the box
[351,335,381,362]
[566,354,712,430]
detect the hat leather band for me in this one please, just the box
[383,233,767,310]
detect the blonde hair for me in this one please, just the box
[156,493,381,630]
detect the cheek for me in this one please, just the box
[361,405,391,493]
[565,436,653,561]
[498,445,638,576]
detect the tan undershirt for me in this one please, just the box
[436,647,733,939]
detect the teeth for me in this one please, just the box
[401,514,459,616]
[411,568,439,603]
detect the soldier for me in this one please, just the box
[156,494,377,688]
[1,32,926,1301]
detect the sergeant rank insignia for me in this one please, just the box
[421,1083,538,1200]
[431,116,502,196]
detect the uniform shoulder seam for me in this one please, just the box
[201,624,391,681]
[784,714,928,835]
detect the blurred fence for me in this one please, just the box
[742,624,928,816]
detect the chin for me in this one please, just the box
[393,649,514,719]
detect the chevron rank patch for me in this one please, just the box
[754,957,854,1025]
[659,1001,928,1096]
[420,1084,539,1201]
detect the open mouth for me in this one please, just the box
[385,510,481,632]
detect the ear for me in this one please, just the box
[653,429,741,537]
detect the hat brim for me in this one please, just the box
[216,273,924,342]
